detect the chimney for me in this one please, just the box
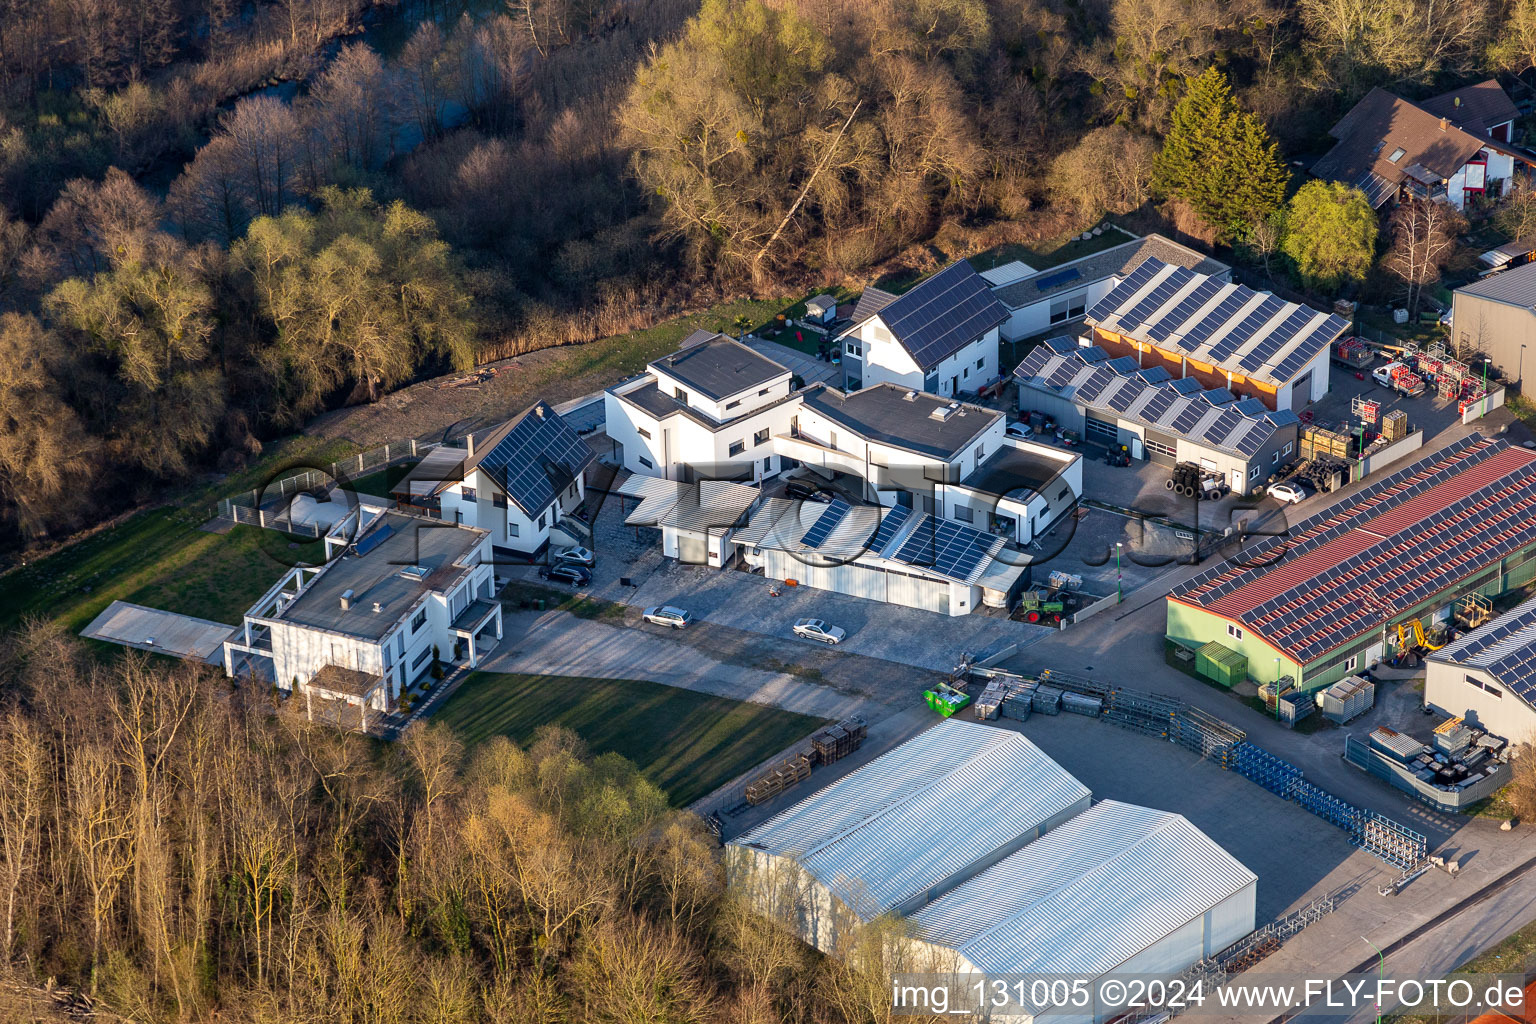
[339,589,355,611]
[535,405,546,419]
[466,432,475,457]
[1440,117,1449,131]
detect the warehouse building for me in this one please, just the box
[728,720,1255,1007]
[909,800,1256,1011]
[991,233,1230,343]
[1084,258,1350,411]
[1426,595,1536,744]
[1450,262,1536,392]
[732,496,1031,615]
[1014,340,1301,492]
[1168,434,1536,691]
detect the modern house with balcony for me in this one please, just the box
[604,331,800,483]
[389,400,594,559]
[222,508,501,730]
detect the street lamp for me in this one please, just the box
[1115,542,1123,603]
[1274,657,1281,723]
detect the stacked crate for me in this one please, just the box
[810,717,868,766]
[1382,410,1408,442]
[744,754,813,805]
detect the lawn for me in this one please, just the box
[971,222,1136,275]
[434,672,828,805]
[349,460,418,499]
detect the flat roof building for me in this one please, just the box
[1168,434,1536,691]
[1427,595,1536,744]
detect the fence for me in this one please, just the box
[959,666,1428,869]
[217,438,433,525]
[1462,386,1507,424]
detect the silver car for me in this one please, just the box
[643,605,693,629]
[553,545,595,566]
[792,617,846,644]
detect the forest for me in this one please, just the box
[0,624,955,1023]
[3,0,1536,546]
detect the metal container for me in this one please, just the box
[1369,726,1427,763]
[1322,675,1375,724]
[1032,685,1063,715]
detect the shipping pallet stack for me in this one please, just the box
[974,681,1006,720]
[743,753,813,806]
[810,717,867,766]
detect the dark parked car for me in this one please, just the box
[538,564,592,587]
[784,480,834,503]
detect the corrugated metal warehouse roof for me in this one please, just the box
[1457,260,1536,309]
[909,800,1255,975]
[1014,345,1298,459]
[731,720,1090,921]
[1431,594,1536,705]
[1085,258,1349,388]
[1171,435,1536,663]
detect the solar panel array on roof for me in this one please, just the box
[1138,365,1172,384]
[1107,355,1141,374]
[1078,346,1109,363]
[870,503,913,553]
[1013,349,1295,461]
[893,516,1004,584]
[800,499,852,548]
[1170,436,1536,663]
[874,262,1009,368]
[476,404,595,517]
[1034,267,1082,291]
[1088,260,1341,388]
[1168,377,1203,395]
[1200,388,1235,406]
[1043,336,1079,354]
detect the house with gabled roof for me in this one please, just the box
[837,261,1009,397]
[390,400,595,558]
[1312,80,1535,210]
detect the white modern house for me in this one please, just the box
[222,508,502,727]
[777,383,1081,544]
[838,261,1009,396]
[604,331,799,483]
[391,401,595,559]
[1426,595,1536,744]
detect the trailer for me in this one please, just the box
[1373,362,1425,397]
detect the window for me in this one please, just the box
[1049,298,1070,325]
[1283,441,1293,456]
[1388,147,1406,163]
[674,387,689,403]
[1467,675,1504,698]
[954,504,974,523]
[537,511,546,530]
[963,366,970,380]
[975,443,985,460]
[1272,451,1280,464]
[395,634,405,658]
[509,523,520,537]
[1227,623,1244,641]
[754,428,769,445]
[568,482,577,498]
[1056,487,1069,501]
[1343,655,1358,672]
[383,644,394,669]
[412,645,433,669]
[1068,293,1087,319]
[726,399,742,410]
[847,342,862,357]
[461,486,476,500]
[728,439,745,457]
[638,426,652,440]
[639,455,653,469]
[759,388,769,396]
[1248,465,1260,480]
[493,492,507,509]
[411,609,427,633]
[1145,436,1177,459]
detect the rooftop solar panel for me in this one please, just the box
[1078,346,1109,364]
[801,499,852,548]
[1207,296,1286,363]
[1168,377,1203,395]
[1086,260,1163,322]
[877,263,1009,369]
[1074,367,1118,404]
[1106,379,1145,413]
[1119,267,1195,331]
[1146,278,1224,345]
[1137,365,1173,384]
[1182,290,1252,348]
[1107,355,1141,374]
[893,516,1000,583]
[1237,307,1315,372]
[870,503,913,554]
[478,405,595,517]
[1170,403,1209,434]
[1034,267,1081,291]
[1140,389,1178,422]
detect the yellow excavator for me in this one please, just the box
[1396,618,1445,651]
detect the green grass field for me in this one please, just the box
[435,672,828,805]
[348,461,418,499]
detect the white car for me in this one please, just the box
[553,545,594,567]
[792,618,846,644]
[1006,421,1034,440]
[1267,482,1308,504]
[642,605,693,629]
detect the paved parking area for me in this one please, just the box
[82,600,235,663]
[747,337,841,385]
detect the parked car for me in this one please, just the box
[553,545,594,566]
[1267,482,1308,505]
[538,564,592,586]
[792,618,846,644]
[1005,421,1034,440]
[642,605,693,628]
[784,480,834,503]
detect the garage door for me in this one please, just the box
[1085,414,1119,444]
[887,572,950,613]
[1143,430,1178,467]
[1290,371,1312,412]
[677,532,708,565]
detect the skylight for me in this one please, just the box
[1387,147,1406,163]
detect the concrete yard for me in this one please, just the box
[82,600,236,662]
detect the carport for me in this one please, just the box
[81,601,236,663]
